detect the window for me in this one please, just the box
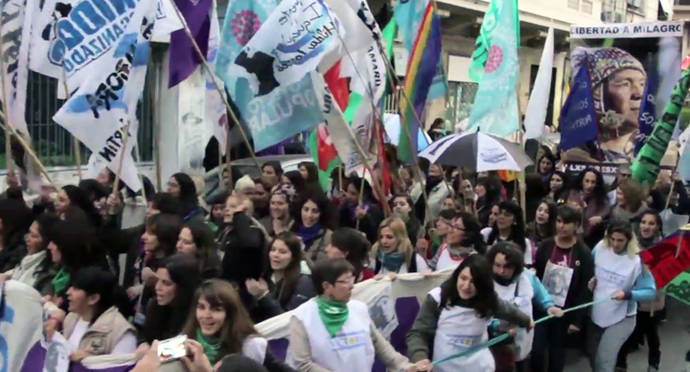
[447,81,479,126]
[2,70,155,168]
[568,0,580,9]
[582,0,593,13]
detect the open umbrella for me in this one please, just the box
[418,131,533,171]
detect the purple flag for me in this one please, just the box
[169,0,213,87]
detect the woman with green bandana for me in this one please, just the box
[287,258,430,372]
[182,279,291,371]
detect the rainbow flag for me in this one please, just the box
[398,2,441,163]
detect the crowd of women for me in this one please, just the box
[1,145,687,372]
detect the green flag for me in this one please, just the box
[469,0,520,82]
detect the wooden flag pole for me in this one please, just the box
[111,124,132,194]
[151,58,163,191]
[0,16,14,181]
[0,113,54,187]
[60,73,83,182]
[168,0,260,169]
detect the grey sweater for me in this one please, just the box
[406,293,532,362]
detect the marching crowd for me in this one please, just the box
[1,142,688,372]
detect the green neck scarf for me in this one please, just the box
[52,268,70,295]
[196,328,221,365]
[316,296,349,337]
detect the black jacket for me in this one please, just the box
[250,274,314,322]
[220,212,266,285]
[534,238,594,329]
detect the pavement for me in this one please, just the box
[564,297,690,372]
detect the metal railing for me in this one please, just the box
[1,71,154,168]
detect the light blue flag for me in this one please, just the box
[215,0,278,101]
[394,0,447,100]
[466,0,519,137]
[215,0,327,151]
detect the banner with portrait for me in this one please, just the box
[561,21,683,179]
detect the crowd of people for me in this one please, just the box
[1,144,688,372]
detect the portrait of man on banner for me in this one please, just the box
[562,22,682,173]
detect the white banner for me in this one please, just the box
[256,269,451,340]
[178,68,211,176]
[53,1,157,191]
[229,0,344,96]
[0,281,43,372]
[570,21,684,39]
[1,0,33,135]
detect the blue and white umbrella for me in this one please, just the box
[418,131,533,171]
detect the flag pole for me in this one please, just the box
[168,1,260,169]
[60,73,83,182]
[0,112,54,187]
[151,57,163,191]
[111,123,132,194]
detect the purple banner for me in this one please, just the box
[169,0,213,87]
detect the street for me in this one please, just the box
[565,298,690,371]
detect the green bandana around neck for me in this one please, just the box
[196,328,221,364]
[377,250,406,273]
[316,296,349,337]
[52,268,70,295]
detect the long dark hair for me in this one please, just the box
[440,254,498,318]
[172,173,199,215]
[32,213,60,277]
[267,232,303,306]
[548,171,569,202]
[0,198,31,247]
[575,168,608,207]
[183,280,257,356]
[144,254,201,342]
[182,220,220,276]
[455,212,486,255]
[63,185,102,228]
[487,201,527,252]
[292,191,334,230]
[298,161,319,185]
[534,200,557,238]
[146,213,183,257]
[49,217,101,274]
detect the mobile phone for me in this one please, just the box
[157,335,188,362]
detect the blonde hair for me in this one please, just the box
[228,192,253,215]
[605,220,640,258]
[371,217,414,265]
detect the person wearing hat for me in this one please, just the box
[563,47,647,164]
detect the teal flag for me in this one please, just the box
[394,0,447,100]
[466,0,520,137]
[469,0,520,82]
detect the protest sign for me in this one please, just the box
[562,21,683,175]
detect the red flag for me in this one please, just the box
[640,227,690,288]
[324,61,350,111]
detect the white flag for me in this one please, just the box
[28,0,64,79]
[524,27,554,140]
[313,73,370,175]
[1,0,33,136]
[53,0,157,191]
[229,0,345,96]
[151,0,184,42]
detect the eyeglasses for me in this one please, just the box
[335,277,355,285]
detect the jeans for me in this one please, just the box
[530,318,568,372]
[587,316,636,372]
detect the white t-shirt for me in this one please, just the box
[66,317,137,355]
